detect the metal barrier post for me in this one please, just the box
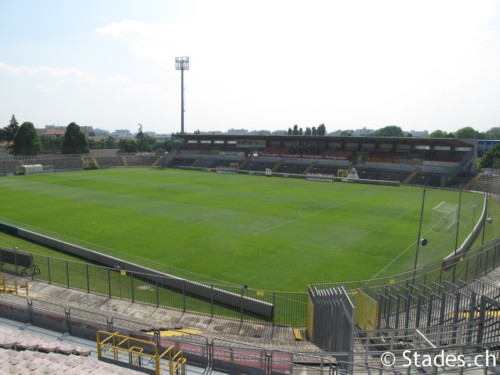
[108,268,111,298]
[131,273,135,303]
[182,280,186,312]
[65,308,71,333]
[13,247,18,275]
[27,299,33,324]
[66,260,70,288]
[240,288,244,322]
[86,264,90,293]
[210,285,214,318]
[156,280,159,307]
[272,292,276,325]
[47,257,51,284]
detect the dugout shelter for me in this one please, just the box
[15,164,44,175]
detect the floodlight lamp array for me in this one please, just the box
[175,56,190,70]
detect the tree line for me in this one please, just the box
[0,116,179,155]
[287,124,327,136]
[284,124,500,139]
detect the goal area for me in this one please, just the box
[430,201,457,231]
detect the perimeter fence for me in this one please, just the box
[0,237,499,328]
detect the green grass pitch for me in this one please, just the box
[0,168,492,291]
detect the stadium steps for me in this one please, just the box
[303,162,317,174]
[239,156,251,170]
[465,173,482,190]
[80,156,97,169]
[162,149,178,166]
[151,156,162,167]
[403,167,420,184]
[272,160,283,172]
[91,157,100,168]
[121,156,128,166]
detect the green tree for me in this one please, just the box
[485,127,500,139]
[118,139,138,152]
[135,124,152,152]
[305,127,311,136]
[373,125,405,137]
[455,126,481,139]
[317,124,326,135]
[11,122,42,155]
[429,130,450,138]
[480,144,500,168]
[61,122,89,154]
[2,115,19,143]
[154,138,180,152]
[292,125,299,136]
[42,136,62,153]
[106,136,116,148]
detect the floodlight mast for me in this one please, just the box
[175,56,189,134]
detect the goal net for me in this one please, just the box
[430,201,458,231]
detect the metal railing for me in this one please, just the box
[0,295,496,374]
[0,237,499,329]
[97,330,186,375]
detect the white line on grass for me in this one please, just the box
[253,203,338,236]
[370,228,432,279]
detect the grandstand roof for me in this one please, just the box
[177,134,474,148]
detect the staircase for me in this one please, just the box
[304,162,317,174]
[403,168,420,184]
[465,173,482,190]
[272,160,283,172]
[162,149,178,167]
[91,157,100,168]
[239,156,251,170]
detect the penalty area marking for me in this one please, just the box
[370,229,432,280]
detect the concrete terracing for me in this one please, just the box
[0,273,322,353]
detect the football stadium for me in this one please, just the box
[1,133,500,374]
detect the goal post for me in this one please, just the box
[430,201,458,231]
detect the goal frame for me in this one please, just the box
[430,201,457,231]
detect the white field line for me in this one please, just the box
[370,228,432,279]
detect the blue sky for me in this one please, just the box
[1,0,500,135]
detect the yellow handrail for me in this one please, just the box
[96,330,186,375]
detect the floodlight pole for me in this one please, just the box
[175,56,189,134]
[412,189,426,284]
[481,174,491,246]
[452,187,463,283]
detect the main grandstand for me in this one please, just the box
[1,133,500,374]
[166,134,477,188]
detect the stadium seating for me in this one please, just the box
[0,326,90,355]
[0,348,142,374]
[0,325,148,374]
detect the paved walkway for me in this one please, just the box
[3,268,499,356]
[0,273,321,353]
[479,267,500,287]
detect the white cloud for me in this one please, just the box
[124,83,166,96]
[97,20,177,69]
[0,61,98,85]
[3,0,499,134]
